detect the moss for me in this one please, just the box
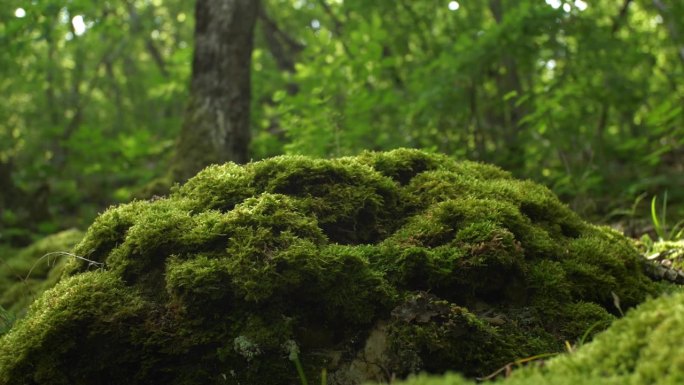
[248,156,402,244]
[0,149,667,384]
[0,272,150,385]
[386,287,684,385]
[176,162,256,212]
[384,292,524,377]
[0,229,83,316]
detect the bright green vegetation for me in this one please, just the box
[0,229,83,317]
[386,286,684,385]
[648,240,684,264]
[0,150,666,384]
[3,0,684,245]
[640,239,684,277]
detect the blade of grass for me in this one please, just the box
[652,196,663,240]
[663,191,668,238]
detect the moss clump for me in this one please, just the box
[386,286,684,385]
[0,272,150,385]
[0,229,83,317]
[0,149,664,384]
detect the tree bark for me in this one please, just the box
[173,0,259,182]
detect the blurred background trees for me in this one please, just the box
[1,0,683,245]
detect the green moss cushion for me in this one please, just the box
[0,149,661,385]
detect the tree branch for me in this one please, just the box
[258,7,304,72]
[652,0,684,65]
[612,0,634,34]
[126,1,170,78]
[316,0,353,57]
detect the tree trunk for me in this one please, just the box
[0,159,17,211]
[489,0,527,172]
[172,0,259,182]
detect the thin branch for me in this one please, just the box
[45,23,61,126]
[126,1,169,78]
[25,251,105,281]
[398,0,431,53]
[612,0,634,34]
[316,0,344,36]
[258,7,304,73]
[477,352,559,381]
[652,0,684,65]
[316,0,353,57]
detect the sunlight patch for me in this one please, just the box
[575,0,588,11]
[72,15,86,36]
[545,0,562,9]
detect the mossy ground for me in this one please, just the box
[0,149,666,384]
[0,229,83,317]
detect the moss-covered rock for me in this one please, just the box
[0,229,83,317]
[0,149,663,384]
[387,286,684,385]
[637,239,684,284]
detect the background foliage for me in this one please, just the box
[1,0,683,245]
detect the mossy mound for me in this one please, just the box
[0,149,662,384]
[387,286,684,385]
[0,229,83,316]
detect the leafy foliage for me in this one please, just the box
[0,0,192,242]
[1,0,683,240]
[251,0,684,216]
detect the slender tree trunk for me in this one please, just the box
[172,0,260,182]
[489,0,527,171]
[0,159,18,211]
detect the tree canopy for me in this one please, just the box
[1,0,683,243]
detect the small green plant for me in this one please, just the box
[576,321,604,347]
[285,340,309,385]
[604,192,647,222]
[650,192,684,242]
[284,339,328,385]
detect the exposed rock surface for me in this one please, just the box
[0,149,663,385]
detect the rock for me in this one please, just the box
[0,149,663,385]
